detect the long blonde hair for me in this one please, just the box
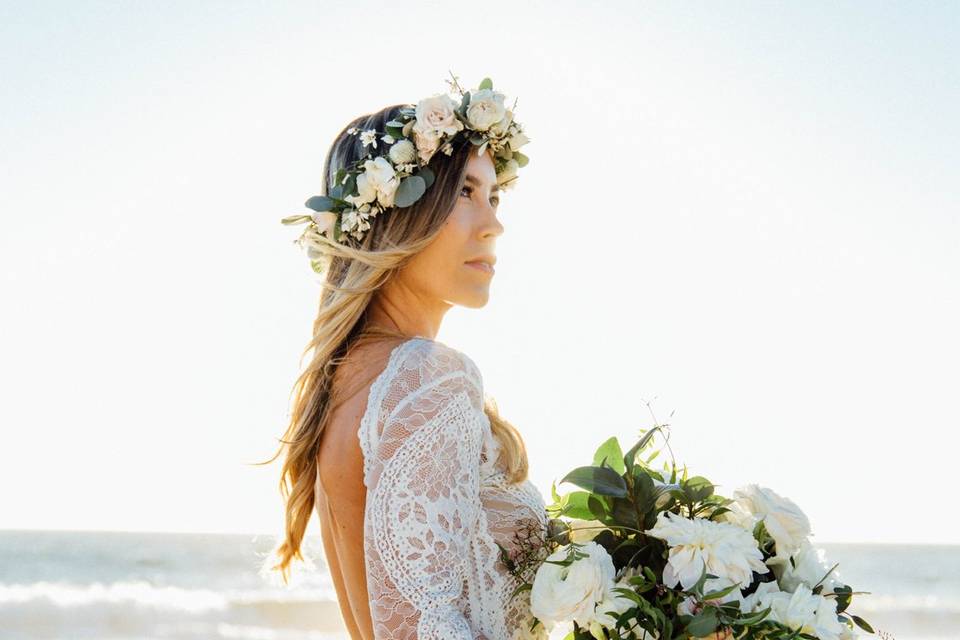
[257,104,530,584]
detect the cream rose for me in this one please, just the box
[488,109,514,137]
[466,89,507,131]
[733,484,812,564]
[530,541,614,629]
[346,157,398,209]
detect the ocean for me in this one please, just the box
[0,530,955,640]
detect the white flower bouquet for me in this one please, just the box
[502,424,889,640]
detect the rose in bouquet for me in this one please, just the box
[503,424,887,640]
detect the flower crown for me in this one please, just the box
[281,73,529,272]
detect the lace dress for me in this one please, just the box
[357,336,550,640]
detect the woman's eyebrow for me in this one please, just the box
[465,174,500,192]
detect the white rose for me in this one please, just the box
[466,88,507,131]
[529,541,614,629]
[346,157,398,209]
[387,139,417,165]
[593,576,636,629]
[741,583,845,640]
[733,484,812,563]
[775,540,843,594]
[489,109,513,137]
[567,519,608,544]
[718,500,758,532]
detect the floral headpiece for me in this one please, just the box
[281,73,529,272]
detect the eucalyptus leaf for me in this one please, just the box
[685,607,718,637]
[514,151,529,167]
[416,166,435,189]
[305,195,336,212]
[394,175,426,208]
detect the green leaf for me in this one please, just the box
[850,615,875,633]
[280,214,312,225]
[587,494,607,520]
[560,466,628,498]
[592,437,626,475]
[734,605,772,625]
[416,166,435,189]
[394,175,426,208]
[305,195,335,212]
[684,476,716,502]
[561,491,595,520]
[623,426,661,473]
[513,151,529,167]
[686,607,718,637]
[702,581,741,601]
[478,77,493,91]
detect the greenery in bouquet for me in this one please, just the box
[500,408,886,640]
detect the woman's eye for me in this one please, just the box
[461,185,499,206]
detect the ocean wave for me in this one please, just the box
[0,580,339,610]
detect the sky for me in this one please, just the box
[1,1,957,545]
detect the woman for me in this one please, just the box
[263,78,549,639]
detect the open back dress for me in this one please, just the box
[355,336,549,640]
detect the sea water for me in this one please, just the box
[0,530,955,640]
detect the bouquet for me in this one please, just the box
[502,419,889,640]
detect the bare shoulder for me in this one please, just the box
[318,337,410,488]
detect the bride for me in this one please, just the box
[263,79,550,639]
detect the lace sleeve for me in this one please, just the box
[363,341,486,639]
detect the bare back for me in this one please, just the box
[315,337,407,640]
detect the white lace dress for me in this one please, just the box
[358,336,550,640]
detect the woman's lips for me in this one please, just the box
[465,261,495,275]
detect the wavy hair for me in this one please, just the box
[257,104,530,584]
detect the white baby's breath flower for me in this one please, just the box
[644,511,769,590]
[530,541,614,630]
[359,128,378,148]
[466,88,507,131]
[441,141,454,155]
[733,484,812,564]
[387,139,417,165]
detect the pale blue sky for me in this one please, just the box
[1,1,957,544]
